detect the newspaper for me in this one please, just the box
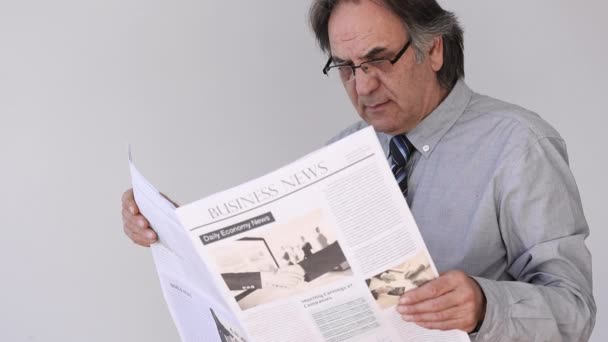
[129,127,470,342]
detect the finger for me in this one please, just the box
[122,213,148,239]
[130,227,157,246]
[123,224,153,247]
[122,211,157,244]
[397,290,462,315]
[121,188,133,203]
[414,318,472,332]
[125,223,157,244]
[399,275,457,305]
[400,304,469,323]
[141,227,158,242]
[121,207,137,227]
[121,189,140,215]
[122,208,150,232]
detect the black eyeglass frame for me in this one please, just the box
[322,40,412,79]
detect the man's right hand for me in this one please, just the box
[122,188,157,247]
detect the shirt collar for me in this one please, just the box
[376,79,473,159]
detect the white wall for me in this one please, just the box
[0,0,605,341]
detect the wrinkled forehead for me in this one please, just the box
[327,0,407,60]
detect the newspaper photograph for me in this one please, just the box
[366,251,434,310]
[202,209,351,311]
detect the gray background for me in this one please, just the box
[0,0,605,341]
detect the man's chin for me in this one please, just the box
[365,119,403,135]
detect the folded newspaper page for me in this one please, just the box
[129,151,248,342]
[129,126,470,342]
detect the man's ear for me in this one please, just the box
[428,36,444,72]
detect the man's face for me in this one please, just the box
[328,0,444,135]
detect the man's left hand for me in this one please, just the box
[396,270,486,333]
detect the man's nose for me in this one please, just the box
[354,69,380,96]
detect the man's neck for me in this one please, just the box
[420,83,451,124]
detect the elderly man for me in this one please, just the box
[122,0,595,340]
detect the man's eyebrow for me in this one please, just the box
[331,56,350,65]
[362,46,388,60]
[331,46,389,65]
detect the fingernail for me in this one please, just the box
[397,305,410,314]
[400,297,410,304]
[129,206,136,215]
[402,315,413,321]
[139,219,146,228]
[146,231,155,239]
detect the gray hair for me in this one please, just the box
[309,0,464,89]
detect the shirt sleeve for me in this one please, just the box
[471,137,596,341]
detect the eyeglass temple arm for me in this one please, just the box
[323,57,333,75]
[390,40,411,64]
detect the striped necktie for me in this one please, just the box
[389,134,415,198]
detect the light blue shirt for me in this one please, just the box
[329,80,595,341]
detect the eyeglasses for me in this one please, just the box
[322,40,411,82]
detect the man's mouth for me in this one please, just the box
[364,100,390,113]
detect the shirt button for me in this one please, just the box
[422,145,430,152]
